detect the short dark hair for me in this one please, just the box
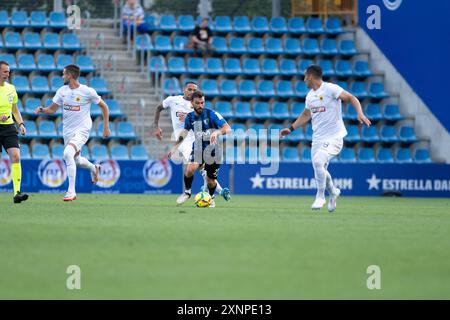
[0,60,9,68]
[305,64,323,79]
[64,64,81,79]
[190,90,205,101]
[184,81,198,87]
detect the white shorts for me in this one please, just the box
[312,137,344,162]
[63,131,89,153]
[170,137,194,164]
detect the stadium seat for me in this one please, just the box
[0,10,9,27]
[234,102,252,119]
[414,149,431,163]
[201,79,219,96]
[286,128,304,143]
[242,58,260,75]
[31,76,50,94]
[325,17,343,34]
[229,123,247,142]
[247,37,265,55]
[43,32,60,50]
[105,99,122,117]
[24,98,41,115]
[117,122,136,139]
[135,34,152,51]
[369,82,388,99]
[215,101,233,118]
[91,144,109,160]
[19,143,31,159]
[98,122,116,138]
[345,125,361,142]
[154,35,172,52]
[159,14,177,31]
[206,57,223,75]
[38,120,57,138]
[219,80,238,97]
[305,124,313,140]
[345,104,358,120]
[37,54,56,71]
[247,123,266,141]
[288,17,306,34]
[90,77,109,95]
[257,80,275,98]
[380,125,398,143]
[282,147,300,162]
[279,58,297,76]
[0,54,17,69]
[306,17,324,34]
[167,57,186,74]
[49,12,66,28]
[32,143,50,159]
[300,147,311,162]
[144,15,157,31]
[358,148,376,163]
[12,76,30,94]
[23,120,37,138]
[149,55,167,73]
[276,80,294,97]
[51,143,64,159]
[365,103,383,121]
[294,81,309,97]
[212,36,228,54]
[290,102,305,119]
[377,148,394,163]
[111,145,130,160]
[130,145,149,160]
[50,76,64,92]
[272,102,290,120]
[270,17,288,34]
[233,16,251,33]
[224,58,242,75]
[336,80,349,91]
[4,32,23,49]
[30,11,47,27]
[173,35,192,53]
[18,54,37,71]
[335,60,352,77]
[303,38,320,55]
[318,59,335,76]
[396,148,413,163]
[351,81,368,98]
[284,38,302,55]
[23,32,42,49]
[361,126,379,142]
[253,102,271,118]
[178,15,195,32]
[399,126,417,143]
[261,58,279,76]
[11,11,29,27]
[76,55,95,73]
[229,37,247,54]
[57,121,64,136]
[187,57,205,74]
[62,33,81,50]
[239,80,257,97]
[340,148,357,163]
[353,60,373,77]
[339,39,357,55]
[251,16,270,33]
[321,38,338,55]
[214,16,233,33]
[90,103,102,117]
[265,37,283,55]
[163,78,182,95]
[384,104,403,121]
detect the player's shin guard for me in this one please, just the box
[11,162,22,195]
[64,147,77,194]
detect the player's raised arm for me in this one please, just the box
[152,103,164,140]
[98,99,110,138]
[339,90,371,127]
[280,108,311,138]
[35,102,59,115]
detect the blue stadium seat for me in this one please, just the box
[365,104,383,121]
[253,102,271,119]
[377,148,394,163]
[49,12,66,28]
[215,101,233,118]
[43,32,60,49]
[173,35,192,53]
[301,147,311,162]
[325,17,343,34]
[98,122,116,138]
[154,35,172,52]
[0,10,9,27]
[24,98,41,115]
[178,15,195,32]
[135,34,152,51]
[318,59,335,76]
[167,56,186,74]
[257,80,275,98]
[50,76,64,92]
[339,39,357,55]
[24,120,38,138]
[105,99,123,117]
[247,37,265,55]
[247,123,266,141]
[268,123,284,138]
[4,32,23,49]
[76,55,95,73]
[358,147,376,163]
[345,125,361,142]
[361,126,379,142]
[351,81,368,98]
[335,60,352,77]
[234,102,252,119]
[345,104,358,121]
[0,54,17,69]
[212,36,228,54]
[239,80,257,97]
[19,144,31,159]
[214,16,233,33]
[242,58,261,75]
[276,80,294,98]
[31,76,50,94]
[321,38,338,55]
[396,148,412,163]
[279,58,297,76]
[294,81,309,97]
[284,38,302,55]
[305,124,313,140]
[37,54,56,71]
[336,80,349,91]
[79,76,87,86]
[90,103,102,117]
[282,147,300,162]
[229,37,247,54]
[251,16,269,33]
[290,102,305,119]
[233,16,251,33]
[30,11,47,27]
[414,149,431,163]
[187,57,205,74]
[130,145,149,160]
[229,123,247,142]
[17,54,37,71]
[11,11,29,27]
[286,127,305,143]
[288,17,306,34]
[261,58,279,76]
[12,76,30,94]
[380,125,398,143]
[399,126,417,143]
[369,82,388,99]
[24,32,42,49]
[62,33,81,50]
[57,121,64,136]
[149,55,167,73]
[353,60,373,77]
[144,15,157,31]
[206,57,223,75]
[303,38,320,55]
[270,17,288,34]
[32,143,50,159]
[224,58,242,75]
[38,120,57,138]
[51,143,64,158]
[163,78,182,95]
[90,77,109,95]
[272,102,290,120]
[306,17,324,34]
[111,145,130,160]
[340,148,357,163]
[159,14,177,31]
[91,144,109,160]
[265,37,283,55]
[201,79,219,96]
[384,104,403,121]
[219,79,238,97]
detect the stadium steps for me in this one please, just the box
[77,20,171,159]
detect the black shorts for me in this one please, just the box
[189,150,221,179]
[0,124,20,150]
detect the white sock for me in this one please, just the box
[201,169,208,191]
[63,146,77,194]
[313,152,328,200]
[75,155,96,172]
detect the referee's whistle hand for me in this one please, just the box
[20,125,26,136]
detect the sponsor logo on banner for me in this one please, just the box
[0,158,12,186]
[95,160,121,188]
[143,159,172,188]
[366,173,450,192]
[38,159,67,187]
[250,173,353,190]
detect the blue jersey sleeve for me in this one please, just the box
[210,110,227,128]
[184,113,193,131]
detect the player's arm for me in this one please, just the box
[11,103,26,135]
[210,123,231,145]
[280,109,311,137]
[35,102,59,115]
[167,129,189,159]
[152,103,164,140]
[339,90,371,127]
[98,99,111,138]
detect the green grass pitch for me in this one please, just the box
[0,193,449,299]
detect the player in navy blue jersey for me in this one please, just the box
[168,90,231,207]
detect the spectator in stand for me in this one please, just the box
[187,18,214,58]
[121,0,148,42]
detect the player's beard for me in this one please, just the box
[64,78,69,85]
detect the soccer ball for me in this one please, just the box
[194,191,212,208]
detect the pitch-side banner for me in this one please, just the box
[0,159,183,194]
[233,163,450,197]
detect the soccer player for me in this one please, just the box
[153,81,231,203]
[280,65,371,212]
[35,64,110,201]
[168,90,231,207]
[0,60,29,203]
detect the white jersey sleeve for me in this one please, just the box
[328,83,344,100]
[162,96,174,109]
[87,87,101,104]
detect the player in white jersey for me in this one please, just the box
[281,65,371,212]
[35,64,110,201]
[152,81,231,204]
